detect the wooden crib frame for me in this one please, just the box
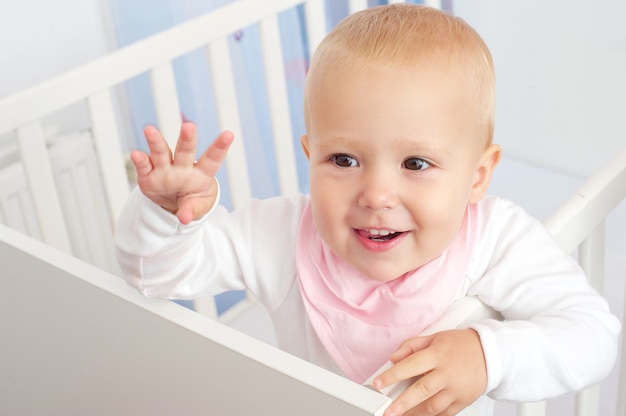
[0,0,624,415]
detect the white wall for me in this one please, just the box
[0,0,111,98]
[455,1,626,178]
[0,0,113,136]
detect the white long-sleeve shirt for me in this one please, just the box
[115,188,620,401]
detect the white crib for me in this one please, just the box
[0,0,624,415]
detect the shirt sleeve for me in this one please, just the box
[114,187,306,312]
[466,197,621,401]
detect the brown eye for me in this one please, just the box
[403,158,430,171]
[331,154,358,167]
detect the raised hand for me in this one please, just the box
[373,329,487,416]
[130,122,234,225]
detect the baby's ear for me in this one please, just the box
[469,144,501,204]
[300,135,311,160]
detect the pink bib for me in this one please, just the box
[296,202,478,383]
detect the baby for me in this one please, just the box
[115,4,620,415]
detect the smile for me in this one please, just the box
[364,229,401,241]
[355,228,406,252]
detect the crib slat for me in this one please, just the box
[578,223,605,294]
[304,0,327,56]
[206,36,259,315]
[571,225,606,416]
[16,122,72,254]
[192,296,218,320]
[421,0,442,8]
[150,61,182,150]
[575,385,601,416]
[348,0,368,13]
[618,295,626,416]
[259,14,299,196]
[517,401,546,416]
[207,37,250,210]
[0,163,41,239]
[87,90,131,224]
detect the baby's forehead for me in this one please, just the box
[310,52,476,100]
[310,36,488,94]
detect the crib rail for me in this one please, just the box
[518,147,626,416]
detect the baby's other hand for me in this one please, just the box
[373,329,487,416]
[131,122,234,224]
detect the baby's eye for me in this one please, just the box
[330,154,359,167]
[403,157,430,171]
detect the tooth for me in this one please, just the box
[368,229,393,236]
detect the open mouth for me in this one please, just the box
[362,229,402,242]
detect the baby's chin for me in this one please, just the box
[358,266,421,284]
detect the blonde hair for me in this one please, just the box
[304,4,496,145]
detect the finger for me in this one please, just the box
[374,344,435,390]
[390,336,433,363]
[176,203,194,225]
[385,390,450,416]
[384,374,446,416]
[173,122,198,167]
[143,125,173,167]
[130,150,153,178]
[196,130,235,177]
[177,195,216,225]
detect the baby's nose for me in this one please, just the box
[358,173,398,211]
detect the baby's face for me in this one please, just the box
[301,61,498,282]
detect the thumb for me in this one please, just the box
[177,195,218,225]
[176,204,194,225]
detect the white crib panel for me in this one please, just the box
[87,89,130,223]
[304,0,327,57]
[207,37,251,210]
[150,61,182,150]
[16,121,72,254]
[1,224,392,416]
[259,13,300,197]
